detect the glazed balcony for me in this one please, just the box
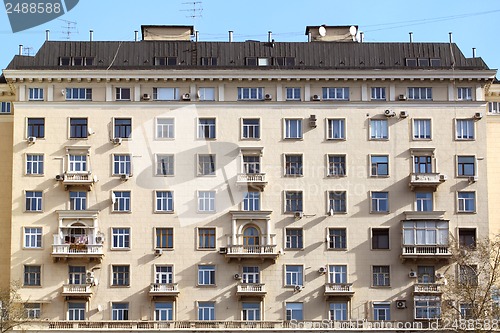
[413,283,443,294]
[60,172,97,190]
[409,173,445,191]
[61,284,93,298]
[236,173,267,190]
[401,245,451,261]
[149,283,180,297]
[236,283,267,298]
[324,283,355,297]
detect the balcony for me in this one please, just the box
[236,283,267,298]
[324,283,355,298]
[409,173,445,191]
[61,284,93,298]
[224,245,278,262]
[236,173,267,190]
[413,283,443,294]
[149,283,180,297]
[401,245,451,261]
[52,243,104,262]
[61,172,97,190]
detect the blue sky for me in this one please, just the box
[1,0,499,72]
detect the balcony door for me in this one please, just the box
[243,226,260,247]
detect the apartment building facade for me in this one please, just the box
[2,25,497,331]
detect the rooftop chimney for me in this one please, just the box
[268,31,272,43]
[195,30,199,42]
[228,30,233,42]
[45,30,50,41]
[409,32,413,43]
[134,30,138,42]
[449,32,453,43]
[18,44,23,55]
[89,30,93,42]
[472,47,476,58]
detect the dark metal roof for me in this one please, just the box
[5,40,490,71]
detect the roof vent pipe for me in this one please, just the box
[45,30,50,41]
[268,31,272,43]
[472,47,476,58]
[360,32,364,43]
[228,30,233,42]
[449,32,453,43]
[134,30,138,42]
[409,32,413,43]
[89,30,93,42]
[18,44,23,55]
[195,30,199,42]
[307,31,312,42]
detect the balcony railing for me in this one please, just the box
[402,245,451,260]
[51,243,104,262]
[61,172,96,190]
[409,173,444,190]
[236,173,267,190]
[413,283,443,294]
[324,283,354,297]
[62,284,93,297]
[149,283,179,297]
[236,283,267,297]
[224,245,279,262]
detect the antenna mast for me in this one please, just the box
[59,19,78,40]
[181,1,203,20]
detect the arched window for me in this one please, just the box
[243,226,260,246]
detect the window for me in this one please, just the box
[112,303,129,320]
[198,87,215,101]
[27,118,45,138]
[457,87,473,101]
[26,154,44,175]
[153,87,180,101]
[329,302,347,321]
[328,191,347,213]
[418,58,430,66]
[198,191,215,212]
[156,228,174,249]
[371,155,389,176]
[284,119,302,139]
[371,87,386,100]
[458,191,476,213]
[286,87,301,101]
[431,59,441,67]
[406,58,417,67]
[112,191,131,212]
[322,87,349,101]
[25,191,42,212]
[155,191,174,212]
[456,119,475,140]
[285,265,303,286]
[413,119,431,140]
[154,57,177,66]
[155,302,173,321]
[246,57,269,66]
[0,102,11,113]
[65,88,92,101]
[408,87,432,100]
[68,302,85,321]
[285,154,303,176]
[113,155,132,175]
[28,88,44,101]
[60,57,94,66]
[328,155,346,176]
[198,302,215,320]
[489,102,500,114]
[198,154,215,175]
[24,227,42,248]
[156,118,175,139]
[237,87,264,100]
[329,265,347,284]
[115,88,131,101]
[156,154,174,176]
[372,229,389,250]
[285,191,303,212]
[114,118,132,138]
[198,118,216,139]
[372,266,390,286]
[198,265,215,285]
[402,221,449,246]
[242,266,260,284]
[328,228,347,250]
[327,119,345,140]
[417,266,435,284]
[414,296,440,319]
[286,303,303,321]
[69,191,87,210]
[373,303,391,321]
[25,303,41,318]
[155,266,173,284]
[242,302,260,321]
[416,192,433,212]
[24,265,41,286]
[460,304,473,319]
[243,192,260,211]
[198,228,216,249]
[370,119,388,140]
[200,57,217,66]
[459,228,476,249]
[457,156,475,176]
[275,57,295,66]
[242,119,260,139]
[459,265,478,285]
[112,265,130,286]
[285,228,303,249]
[69,118,88,139]
[68,155,87,173]
[414,155,433,173]
[112,228,130,249]
[243,156,260,174]
[371,192,389,213]
[68,266,86,285]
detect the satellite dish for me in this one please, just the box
[318,26,327,37]
[349,25,357,36]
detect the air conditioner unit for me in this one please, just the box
[264,93,272,100]
[87,127,95,136]
[55,174,63,181]
[120,174,129,181]
[95,236,103,244]
[474,112,483,120]
[436,273,445,279]
[309,115,317,128]
[468,176,479,183]
[311,94,321,101]
[396,300,407,309]
[112,137,122,145]
[294,211,304,219]
[234,274,242,280]
[318,267,327,274]
[155,248,163,256]
[398,94,407,101]
[85,277,95,284]
[328,209,334,216]
[86,271,94,278]
[409,271,418,278]
[399,111,409,118]
[141,93,151,101]
[181,93,191,101]
[27,136,36,143]
[219,247,227,254]
[384,109,396,117]
[439,174,448,181]
[294,285,303,292]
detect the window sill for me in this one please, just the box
[326,138,346,141]
[154,211,175,214]
[154,138,175,141]
[327,174,347,178]
[25,174,45,177]
[284,174,304,178]
[370,285,392,289]
[327,248,347,251]
[196,248,217,251]
[371,248,391,251]
[111,211,132,214]
[110,285,131,288]
[197,284,217,288]
[370,211,390,214]
[110,248,131,251]
[456,211,477,214]
[155,174,175,177]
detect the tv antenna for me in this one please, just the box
[22,46,33,56]
[59,19,78,40]
[181,1,203,20]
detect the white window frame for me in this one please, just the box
[414,296,440,320]
[153,87,180,101]
[112,191,131,212]
[328,265,347,284]
[327,154,346,177]
[197,302,215,320]
[285,228,303,249]
[28,88,44,101]
[197,118,216,139]
[489,102,500,114]
[326,118,346,140]
[197,227,216,249]
[241,118,260,139]
[457,87,473,101]
[285,302,303,320]
[156,118,175,139]
[111,303,129,320]
[455,119,475,140]
[155,302,174,321]
[370,155,389,177]
[284,118,303,139]
[371,191,389,213]
[328,191,347,214]
[328,228,347,250]
[415,192,433,212]
[155,227,174,249]
[198,265,216,285]
[0,102,11,113]
[322,87,349,101]
[285,264,304,286]
[111,227,130,249]
[242,191,260,211]
[197,154,216,176]
[25,191,43,212]
[155,265,173,284]
[373,302,391,321]
[329,302,348,321]
[371,87,386,101]
[242,266,260,284]
[372,265,390,287]
[155,191,174,213]
[69,191,87,211]
[198,87,216,101]
[286,87,301,101]
[242,302,261,321]
[457,191,476,213]
[67,302,86,321]
[26,154,44,175]
[24,227,42,249]
[413,119,432,140]
[408,87,432,100]
[284,191,303,213]
[457,155,476,177]
[156,154,174,176]
[115,87,131,101]
[370,119,388,140]
[402,220,449,246]
[284,154,303,176]
[25,303,41,319]
[237,87,264,101]
[198,191,215,212]
[68,154,87,173]
[111,265,130,286]
[65,88,92,101]
[112,154,132,176]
